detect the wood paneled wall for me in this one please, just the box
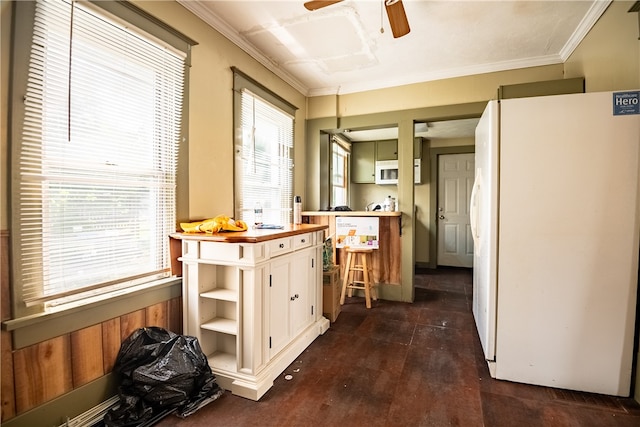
[0,231,183,422]
[1,230,14,420]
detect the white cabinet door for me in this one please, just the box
[267,246,318,359]
[290,248,315,337]
[268,255,291,358]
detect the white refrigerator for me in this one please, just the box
[471,91,640,396]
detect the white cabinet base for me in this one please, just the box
[172,226,329,402]
[216,318,330,400]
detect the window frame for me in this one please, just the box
[232,68,298,225]
[331,136,350,207]
[8,0,196,320]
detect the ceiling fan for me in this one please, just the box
[303,0,411,38]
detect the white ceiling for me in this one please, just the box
[177,0,610,140]
[178,0,610,98]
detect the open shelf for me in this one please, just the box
[201,318,237,335]
[201,289,237,302]
[208,351,237,373]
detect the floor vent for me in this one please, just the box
[58,395,119,427]
[548,389,627,413]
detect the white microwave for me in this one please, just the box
[375,159,421,185]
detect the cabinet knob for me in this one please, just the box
[279,243,284,248]
[300,239,305,243]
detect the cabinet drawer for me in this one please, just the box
[200,242,242,262]
[268,237,292,257]
[200,242,266,263]
[293,233,312,249]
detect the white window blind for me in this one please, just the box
[236,89,294,225]
[332,140,349,207]
[13,0,185,313]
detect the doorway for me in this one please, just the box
[428,146,475,269]
[436,153,475,267]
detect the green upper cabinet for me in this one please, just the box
[351,138,424,184]
[374,138,422,161]
[376,140,397,160]
[351,141,376,183]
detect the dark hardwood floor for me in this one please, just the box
[156,267,640,426]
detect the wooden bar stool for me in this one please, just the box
[340,247,376,308]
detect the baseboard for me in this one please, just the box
[59,395,119,426]
[414,262,433,269]
[1,374,118,427]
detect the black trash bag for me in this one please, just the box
[104,327,224,426]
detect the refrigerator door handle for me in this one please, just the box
[470,169,480,249]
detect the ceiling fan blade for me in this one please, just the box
[304,0,344,11]
[385,0,410,38]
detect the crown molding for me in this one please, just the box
[177,0,310,96]
[308,54,565,97]
[559,0,612,60]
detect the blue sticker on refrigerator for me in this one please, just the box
[612,91,639,115]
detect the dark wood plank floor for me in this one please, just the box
[157,267,640,426]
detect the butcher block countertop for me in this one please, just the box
[302,211,401,217]
[170,223,328,243]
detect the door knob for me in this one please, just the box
[438,215,445,220]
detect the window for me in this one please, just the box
[331,137,350,207]
[11,0,192,317]
[233,69,297,226]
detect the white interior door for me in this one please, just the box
[437,153,475,267]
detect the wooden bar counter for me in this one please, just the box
[302,211,402,287]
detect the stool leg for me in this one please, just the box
[362,252,372,309]
[368,253,377,301]
[340,251,352,305]
[348,254,356,298]
[348,267,356,298]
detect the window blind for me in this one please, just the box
[13,0,185,314]
[236,89,294,225]
[331,141,349,206]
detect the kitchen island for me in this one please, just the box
[170,224,329,400]
[302,211,402,290]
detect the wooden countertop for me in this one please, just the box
[170,223,328,243]
[303,211,401,217]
